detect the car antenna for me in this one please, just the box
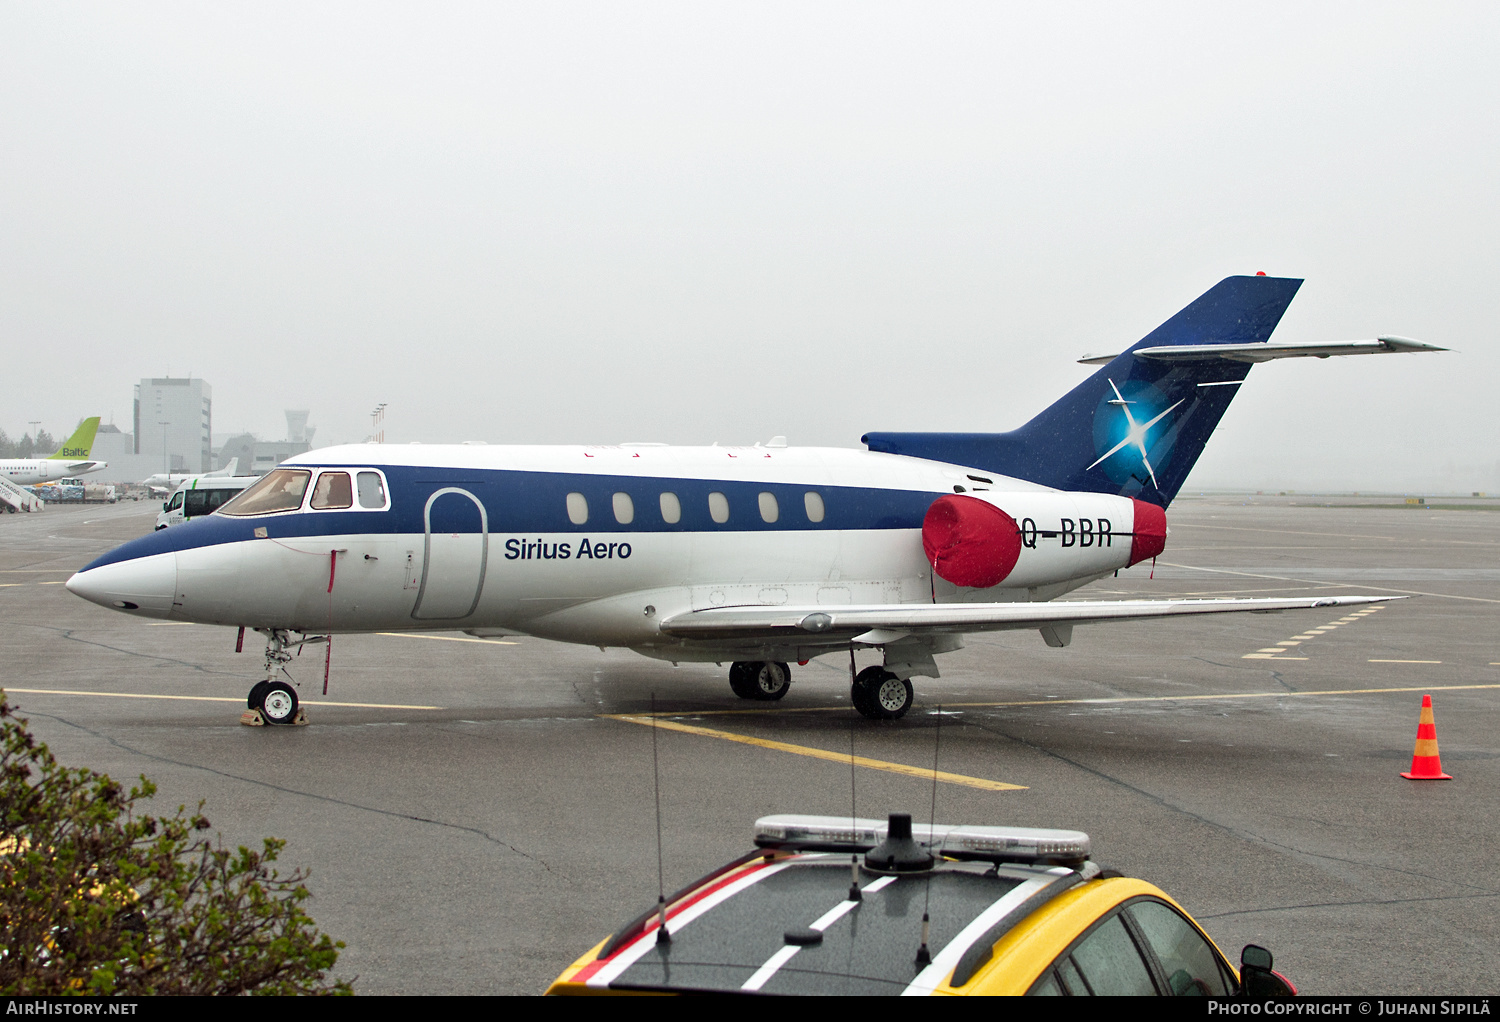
[650,692,671,944]
[847,644,861,903]
[916,703,942,966]
[324,550,336,695]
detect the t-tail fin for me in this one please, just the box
[863,275,1303,507]
[49,417,102,460]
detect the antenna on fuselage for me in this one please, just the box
[650,692,671,944]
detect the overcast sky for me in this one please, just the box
[3,2,1495,491]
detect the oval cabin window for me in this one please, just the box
[566,492,589,525]
[613,492,635,524]
[659,492,681,524]
[708,491,730,524]
[804,491,825,523]
[758,491,779,523]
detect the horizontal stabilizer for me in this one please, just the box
[1078,336,1446,365]
[659,594,1401,642]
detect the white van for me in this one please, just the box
[156,476,259,530]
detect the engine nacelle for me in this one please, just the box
[922,492,1165,590]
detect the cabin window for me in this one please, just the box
[311,472,354,509]
[219,469,312,516]
[758,491,779,523]
[357,471,386,509]
[613,492,635,524]
[566,492,589,525]
[804,491,825,523]
[659,492,681,524]
[708,491,730,524]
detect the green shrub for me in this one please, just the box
[0,693,351,994]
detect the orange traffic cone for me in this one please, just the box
[1400,694,1452,780]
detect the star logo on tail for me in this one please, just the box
[1086,379,1183,490]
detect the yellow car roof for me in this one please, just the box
[550,853,1119,995]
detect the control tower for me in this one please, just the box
[285,410,315,445]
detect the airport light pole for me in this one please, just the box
[28,422,40,457]
[158,421,171,475]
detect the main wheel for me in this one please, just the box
[728,662,759,699]
[852,667,913,719]
[851,666,884,717]
[247,680,271,709]
[258,681,299,724]
[748,661,791,700]
[871,673,914,719]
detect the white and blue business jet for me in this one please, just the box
[66,276,1443,725]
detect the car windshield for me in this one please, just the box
[218,469,311,516]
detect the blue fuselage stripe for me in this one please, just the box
[84,466,944,572]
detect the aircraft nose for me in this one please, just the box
[66,552,178,617]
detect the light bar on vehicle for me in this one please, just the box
[754,815,1091,867]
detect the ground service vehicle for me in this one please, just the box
[546,813,1297,997]
[155,476,258,530]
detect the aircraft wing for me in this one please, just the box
[658,595,1401,644]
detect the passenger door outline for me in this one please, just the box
[411,487,488,620]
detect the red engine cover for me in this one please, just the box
[921,495,1023,588]
[1129,498,1167,565]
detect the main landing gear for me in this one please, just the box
[728,661,792,701]
[851,666,914,720]
[245,629,309,726]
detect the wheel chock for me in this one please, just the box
[239,707,309,727]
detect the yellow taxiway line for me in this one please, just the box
[603,713,1025,792]
[2,688,443,710]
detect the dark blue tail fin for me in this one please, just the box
[863,275,1303,507]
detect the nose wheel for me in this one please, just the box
[851,666,913,719]
[729,661,792,700]
[258,681,300,724]
[243,629,307,726]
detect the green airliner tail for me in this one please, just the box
[49,417,102,460]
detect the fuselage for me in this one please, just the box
[65,442,1158,662]
[0,458,106,486]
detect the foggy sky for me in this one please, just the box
[3,2,1496,492]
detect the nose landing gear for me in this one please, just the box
[241,629,309,726]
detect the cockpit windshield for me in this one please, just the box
[218,469,312,516]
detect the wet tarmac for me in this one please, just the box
[2,493,1496,994]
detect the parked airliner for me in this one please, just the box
[0,418,106,486]
[66,276,1444,724]
[142,457,241,497]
